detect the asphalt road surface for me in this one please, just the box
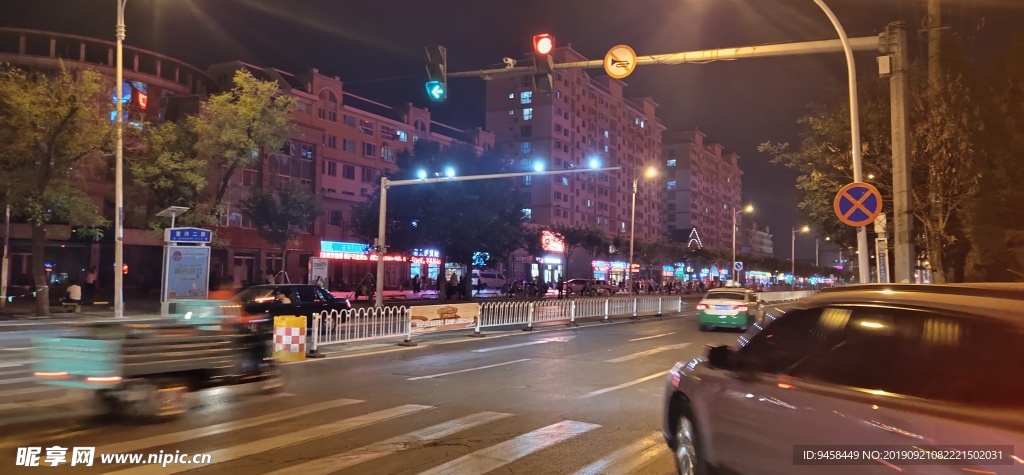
[0,306,790,475]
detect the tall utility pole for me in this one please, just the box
[114,0,128,318]
[1,202,9,310]
[883,22,914,283]
[927,0,943,88]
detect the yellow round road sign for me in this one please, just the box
[604,45,638,79]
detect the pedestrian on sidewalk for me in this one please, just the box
[84,266,97,301]
[556,279,564,299]
[65,279,82,305]
[412,274,421,294]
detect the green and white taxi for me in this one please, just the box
[696,287,763,331]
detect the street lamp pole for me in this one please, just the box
[816,238,819,267]
[627,176,639,294]
[731,204,752,284]
[791,228,797,291]
[811,0,870,285]
[373,166,622,307]
[113,0,128,318]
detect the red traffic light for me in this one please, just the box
[533,34,554,55]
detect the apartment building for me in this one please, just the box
[741,222,774,257]
[662,130,743,251]
[484,45,665,280]
[207,63,494,288]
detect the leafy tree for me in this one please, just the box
[352,140,528,301]
[0,66,111,315]
[762,65,982,282]
[124,121,207,228]
[242,182,321,276]
[966,37,1024,281]
[191,70,294,221]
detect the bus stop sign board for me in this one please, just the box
[833,182,883,227]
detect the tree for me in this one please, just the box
[965,36,1024,281]
[550,224,603,277]
[125,121,207,228]
[762,65,982,282]
[352,140,528,301]
[0,66,111,315]
[243,182,321,277]
[191,70,294,221]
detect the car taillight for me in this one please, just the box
[86,376,122,385]
[35,371,69,380]
[735,305,748,312]
[696,304,707,310]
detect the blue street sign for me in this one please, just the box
[833,182,883,227]
[165,227,213,244]
[425,80,446,101]
[734,262,743,271]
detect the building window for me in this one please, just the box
[523,175,532,186]
[520,142,531,155]
[325,161,337,177]
[520,91,532,105]
[521,75,532,87]
[327,135,337,149]
[396,130,408,142]
[296,101,312,114]
[242,169,259,187]
[522,108,533,121]
[381,145,394,162]
[328,210,342,227]
[343,139,356,153]
[343,165,356,180]
[522,208,532,219]
[667,180,677,190]
[300,144,315,160]
[362,167,376,183]
[317,90,338,122]
[380,125,395,141]
[561,177,569,186]
[509,93,515,99]
[344,115,356,127]
[667,159,677,167]
[363,142,376,157]
[509,110,514,116]
[358,119,374,136]
[520,125,532,137]
[603,130,609,138]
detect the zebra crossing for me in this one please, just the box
[9,395,675,475]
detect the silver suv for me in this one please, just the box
[663,284,1024,475]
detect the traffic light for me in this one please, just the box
[425,45,447,102]
[532,34,554,94]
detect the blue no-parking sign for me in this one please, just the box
[833,182,883,227]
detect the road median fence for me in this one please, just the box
[308,295,686,355]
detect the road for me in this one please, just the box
[0,305,789,474]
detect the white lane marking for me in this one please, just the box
[628,332,676,342]
[1,347,31,351]
[0,361,32,369]
[0,368,29,377]
[106,404,434,475]
[470,336,576,353]
[584,371,667,397]
[572,432,665,475]
[408,358,531,381]
[265,411,514,475]
[416,420,601,475]
[605,343,691,363]
[0,385,61,398]
[0,376,34,386]
[101,397,364,454]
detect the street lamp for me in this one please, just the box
[627,166,658,293]
[732,204,754,284]
[792,225,809,290]
[817,236,831,267]
[373,166,622,307]
[113,0,129,318]
[810,0,870,285]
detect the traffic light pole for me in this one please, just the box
[448,37,879,79]
[373,166,622,307]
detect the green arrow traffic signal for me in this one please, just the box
[425,80,446,102]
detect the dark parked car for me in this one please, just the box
[235,285,351,325]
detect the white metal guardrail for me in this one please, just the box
[756,291,817,303]
[310,306,411,354]
[309,296,686,353]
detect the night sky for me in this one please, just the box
[2,0,1020,264]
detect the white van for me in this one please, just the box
[472,270,507,289]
